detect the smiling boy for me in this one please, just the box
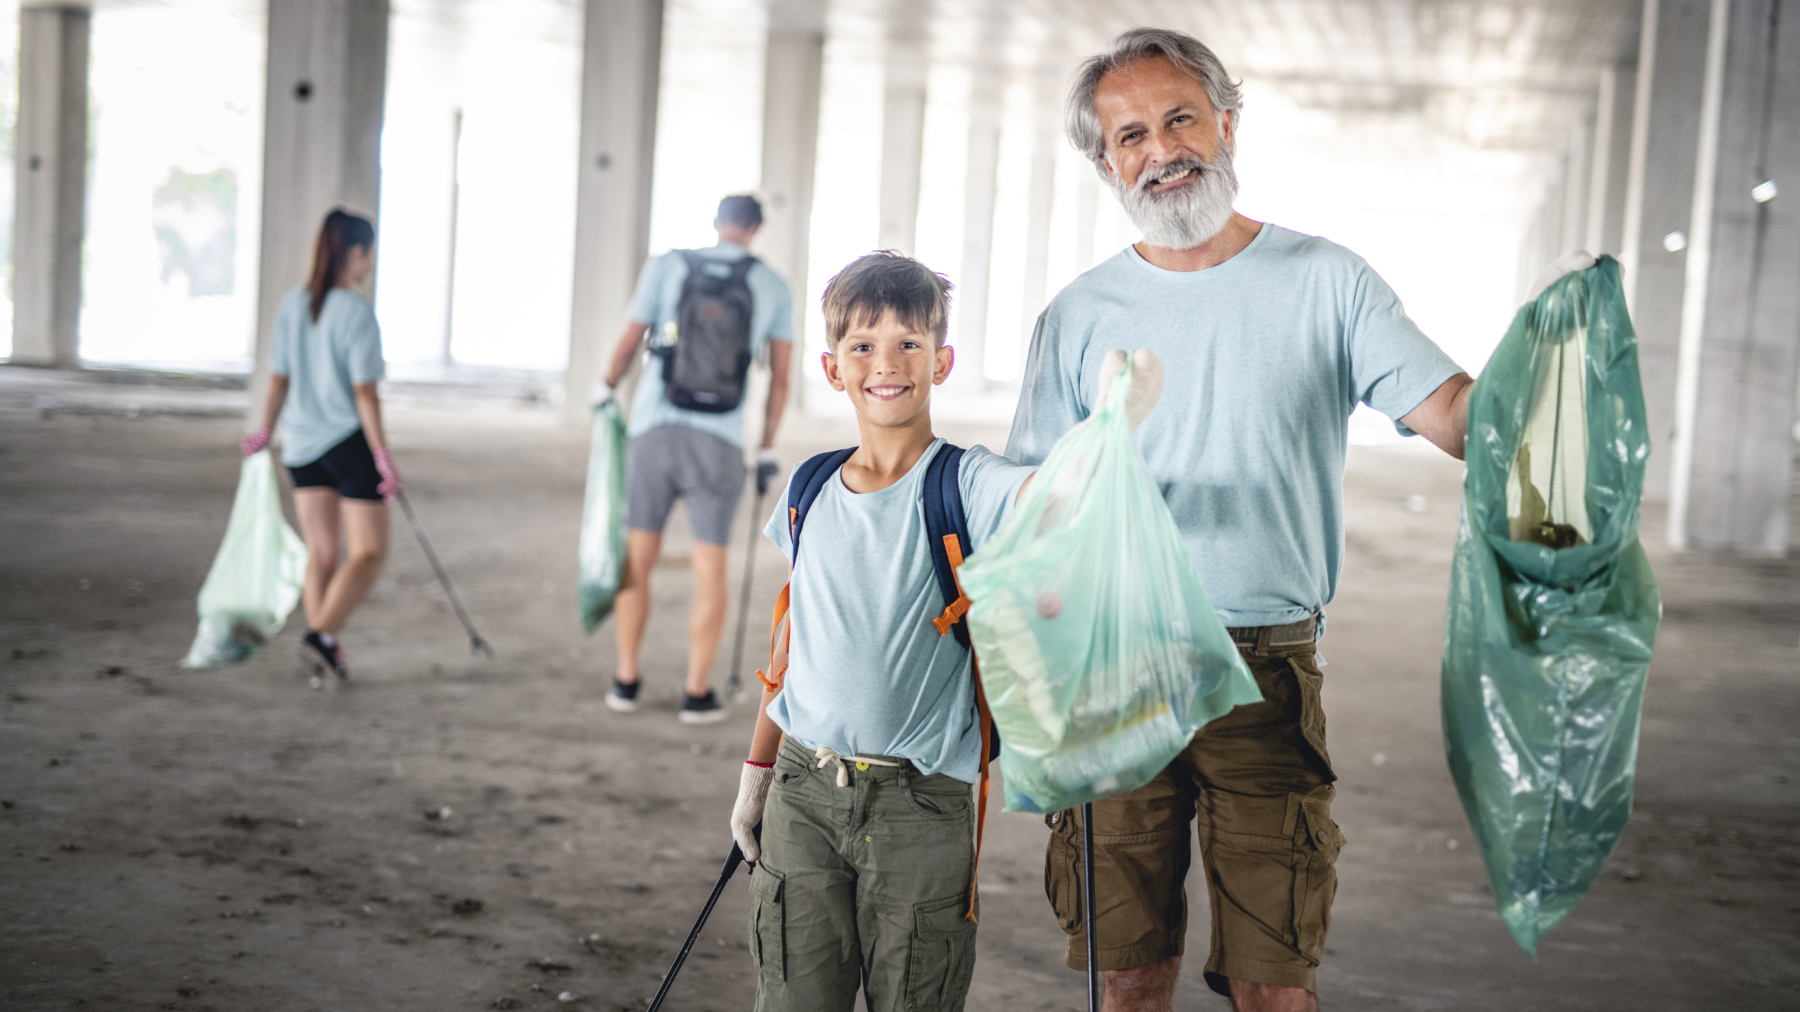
[723,252,1034,1012]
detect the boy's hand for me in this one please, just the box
[731,762,775,862]
[1097,348,1166,430]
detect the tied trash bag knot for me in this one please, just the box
[578,400,629,633]
[1443,255,1660,955]
[182,450,307,667]
[959,356,1262,814]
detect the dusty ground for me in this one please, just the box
[2,368,1797,1011]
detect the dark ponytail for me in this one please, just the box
[307,208,376,322]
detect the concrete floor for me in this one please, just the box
[1,375,1797,1011]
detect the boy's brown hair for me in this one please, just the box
[820,251,953,350]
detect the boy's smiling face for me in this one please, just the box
[822,309,954,429]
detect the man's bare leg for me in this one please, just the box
[1228,980,1316,1012]
[613,529,662,685]
[684,541,729,697]
[1101,960,1315,1012]
[1102,957,1179,1012]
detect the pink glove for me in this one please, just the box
[241,427,271,456]
[373,448,402,500]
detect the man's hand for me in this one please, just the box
[241,427,271,456]
[1096,348,1165,430]
[590,380,615,408]
[731,761,775,862]
[1524,250,1597,304]
[755,449,780,497]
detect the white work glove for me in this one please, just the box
[755,448,780,497]
[731,762,775,863]
[1096,348,1166,430]
[1524,250,1597,304]
[589,380,615,408]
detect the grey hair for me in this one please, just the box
[1065,28,1243,171]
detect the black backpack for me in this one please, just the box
[652,251,757,413]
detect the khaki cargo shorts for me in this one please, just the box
[1043,627,1345,996]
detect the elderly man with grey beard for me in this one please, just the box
[1006,27,1592,1012]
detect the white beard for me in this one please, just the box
[1111,143,1239,250]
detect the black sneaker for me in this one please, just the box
[605,678,640,713]
[678,689,726,724]
[299,631,350,691]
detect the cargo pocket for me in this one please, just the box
[1043,811,1082,934]
[1286,792,1345,961]
[1286,655,1335,781]
[747,866,786,983]
[904,893,977,1010]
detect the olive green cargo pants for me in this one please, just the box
[749,737,978,1012]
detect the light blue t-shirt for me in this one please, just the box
[626,242,795,449]
[270,286,385,467]
[763,440,1035,784]
[1006,224,1462,628]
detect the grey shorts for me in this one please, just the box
[626,424,747,546]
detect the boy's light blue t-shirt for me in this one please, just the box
[763,440,1035,784]
[270,286,385,467]
[1006,224,1462,628]
[626,242,795,449]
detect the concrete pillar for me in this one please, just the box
[1586,64,1638,256]
[11,5,90,368]
[563,0,665,422]
[1558,115,1594,256]
[953,59,1003,390]
[1074,169,1099,273]
[249,0,389,427]
[758,0,825,371]
[1667,0,1800,555]
[876,9,928,255]
[1618,0,1712,496]
[1018,68,1059,338]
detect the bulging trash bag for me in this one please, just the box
[1443,254,1660,955]
[578,400,629,634]
[961,359,1262,814]
[181,450,308,667]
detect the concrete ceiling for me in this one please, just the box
[894,0,1644,152]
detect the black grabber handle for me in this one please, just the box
[647,841,747,1012]
[1084,802,1099,1012]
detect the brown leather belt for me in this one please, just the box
[1226,614,1319,648]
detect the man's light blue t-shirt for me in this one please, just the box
[763,440,1035,784]
[626,241,795,449]
[1006,224,1462,628]
[270,286,385,467]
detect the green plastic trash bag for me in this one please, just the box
[578,400,629,634]
[1443,255,1660,955]
[961,359,1262,815]
[181,450,308,667]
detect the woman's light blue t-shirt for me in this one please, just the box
[626,242,795,449]
[763,440,1035,784]
[270,287,385,467]
[1006,224,1463,628]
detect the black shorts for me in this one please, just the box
[288,429,383,501]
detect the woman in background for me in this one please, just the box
[242,208,398,690]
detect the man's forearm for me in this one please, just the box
[604,322,650,387]
[760,341,794,450]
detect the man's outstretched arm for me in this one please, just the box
[1401,372,1474,461]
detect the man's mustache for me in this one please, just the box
[1135,157,1213,194]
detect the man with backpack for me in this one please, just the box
[596,195,794,723]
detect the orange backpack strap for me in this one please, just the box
[756,581,791,693]
[932,534,974,637]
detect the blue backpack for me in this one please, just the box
[753,442,994,923]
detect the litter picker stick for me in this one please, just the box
[725,484,769,704]
[395,490,494,657]
[1084,802,1100,1012]
[647,841,747,1012]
